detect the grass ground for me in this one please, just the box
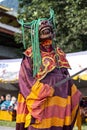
[0,121,87,129]
[0,121,16,127]
[74,123,87,130]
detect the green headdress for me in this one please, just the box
[18,9,55,77]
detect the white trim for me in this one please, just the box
[0,22,21,33]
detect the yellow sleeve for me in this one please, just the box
[25,80,54,127]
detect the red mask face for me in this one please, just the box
[39,20,54,42]
[41,39,52,47]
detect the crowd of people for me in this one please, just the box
[80,97,87,120]
[0,94,17,111]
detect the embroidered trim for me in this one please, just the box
[24,47,70,80]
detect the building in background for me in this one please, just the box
[0,5,22,59]
[0,5,22,97]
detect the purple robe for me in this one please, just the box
[16,47,82,130]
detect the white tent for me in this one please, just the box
[66,51,87,77]
[0,58,22,83]
[66,51,87,96]
[0,58,22,96]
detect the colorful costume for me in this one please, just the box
[16,9,82,130]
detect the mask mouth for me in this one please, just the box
[39,26,53,42]
[39,34,53,42]
[40,27,52,35]
[39,22,54,42]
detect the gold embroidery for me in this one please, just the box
[24,47,70,80]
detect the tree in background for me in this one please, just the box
[16,0,87,53]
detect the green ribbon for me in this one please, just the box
[18,9,55,77]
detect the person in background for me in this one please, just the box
[0,95,5,105]
[16,9,82,130]
[9,96,17,111]
[0,94,11,110]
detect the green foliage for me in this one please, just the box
[17,0,87,53]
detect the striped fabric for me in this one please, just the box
[16,47,82,130]
[16,82,81,130]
